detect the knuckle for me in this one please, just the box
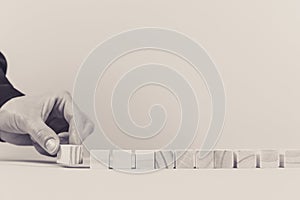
[15,115,31,131]
[25,119,40,132]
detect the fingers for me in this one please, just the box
[0,110,28,133]
[57,132,69,144]
[57,91,94,145]
[0,131,32,146]
[32,141,56,157]
[31,132,69,157]
[81,120,94,141]
[26,120,60,156]
[68,110,94,145]
[68,121,81,144]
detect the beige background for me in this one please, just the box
[0,0,300,152]
[1,0,300,153]
[0,0,300,199]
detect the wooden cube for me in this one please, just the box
[135,150,155,170]
[195,151,214,169]
[259,150,279,168]
[57,145,83,166]
[284,150,300,168]
[110,150,134,169]
[214,150,234,168]
[175,150,195,169]
[235,150,257,168]
[154,151,175,169]
[90,150,110,169]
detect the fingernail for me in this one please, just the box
[45,138,59,154]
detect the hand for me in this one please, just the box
[0,91,94,156]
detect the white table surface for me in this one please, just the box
[0,161,300,200]
[0,144,299,200]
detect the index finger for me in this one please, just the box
[58,91,94,144]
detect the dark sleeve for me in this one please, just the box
[0,51,24,108]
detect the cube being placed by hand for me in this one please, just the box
[57,145,83,165]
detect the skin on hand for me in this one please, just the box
[0,91,94,156]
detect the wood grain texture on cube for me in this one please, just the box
[195,151,214,169]
[235,150,256,168]
[214,150,234,168]
[111,150,134,169]
[135,150,155,170]
[285,150,300,168]
[259,150,279,168]
[154,151,175,169]
[90,150,110,169]
[57,145,83,166]
[175,150,195,169]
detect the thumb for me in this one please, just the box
[26,120,60,155]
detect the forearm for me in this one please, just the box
[0,52,24,142]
